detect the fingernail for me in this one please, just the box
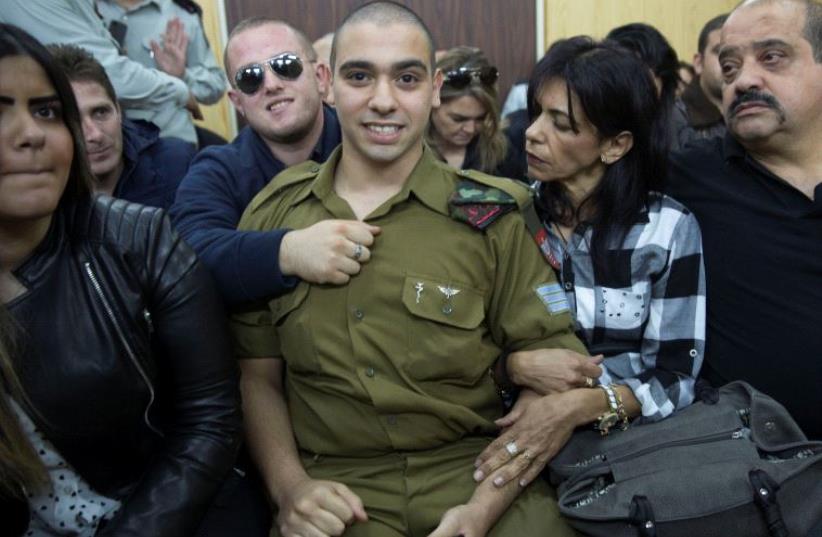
[473,470,484,482]
[519,479,527,487]
[493,476,504,487]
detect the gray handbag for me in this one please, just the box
[548,381,822,537]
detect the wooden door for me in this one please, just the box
[225,0,537,105]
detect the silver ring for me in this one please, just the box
[585,376,595,388]
[523,450,533,462]
[352,243,363,261]
[505,441,519,457]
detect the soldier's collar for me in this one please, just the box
[304,145,451,217]
[405,146,451,216]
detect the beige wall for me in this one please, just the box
[543,0,738,64]
[194,0,236,140]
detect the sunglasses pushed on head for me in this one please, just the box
[443,65,499,89]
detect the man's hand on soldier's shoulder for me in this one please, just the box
[277,478,368,537]
[279,220,381,285]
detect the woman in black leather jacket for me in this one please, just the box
[0,24,242,536]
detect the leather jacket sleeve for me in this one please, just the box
[97,207,242,537]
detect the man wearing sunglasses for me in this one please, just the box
[171,18,378,305]
[231,3,582,537]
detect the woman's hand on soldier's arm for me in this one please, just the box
[507,348,603,394]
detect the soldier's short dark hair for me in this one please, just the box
[330,1,436,72]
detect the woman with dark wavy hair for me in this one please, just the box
[0,24,241,537]
[473,37,705,492]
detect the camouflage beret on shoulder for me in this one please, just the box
[448,179,519,230]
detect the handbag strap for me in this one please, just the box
[750,469,791,537]
[629,495,657,537]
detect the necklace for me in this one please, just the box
[553,222,570,247]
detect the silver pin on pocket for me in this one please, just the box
[414,282,424,304]
[438,285,460,315]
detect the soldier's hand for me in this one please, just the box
[279,220,381,284]
[277,478,367,537]
[474,390,578,489]
[427,503,491,537]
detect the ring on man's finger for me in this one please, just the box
[505,441,519,457]
[585,376,595,388]
[352,243,364,261]
[522,450,533,462]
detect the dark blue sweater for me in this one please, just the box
[114,119,195,210]
[170,105,341,304]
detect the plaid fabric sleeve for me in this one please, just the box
[600,207,706,421]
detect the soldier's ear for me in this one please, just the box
[314,61,332,97]
[432,68,443,108]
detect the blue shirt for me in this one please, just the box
[170,105,341,304]
[115,119,195,209]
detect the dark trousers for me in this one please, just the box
[195,447,272,537]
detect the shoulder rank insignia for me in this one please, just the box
[448,179,517,230]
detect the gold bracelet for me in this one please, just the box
[610,384,630,430]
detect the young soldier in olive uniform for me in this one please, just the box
[231,3,585,536]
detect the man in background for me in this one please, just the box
[673,13,728,149]
[51,44,194,209]
[1,0,199,143]
[97,0,228,146]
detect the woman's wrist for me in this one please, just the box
[507,351,529,386]
[564,387,611,427]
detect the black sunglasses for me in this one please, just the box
[443,66,499,89]
[233,52,304,95]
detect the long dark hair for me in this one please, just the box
[0,23,93,210]
[0,23,94,499]
[527,36,667,265]
[606,23,679,147]
[0,306,47,498]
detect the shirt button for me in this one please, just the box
[689,349,698,358]
[353,308,364,320]
[564,282,573,291]
[365,367,375,378]
[387,415,398,425]
[442,304,453,315]
[310,165,320,173]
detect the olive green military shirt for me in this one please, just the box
[231,147,586,457]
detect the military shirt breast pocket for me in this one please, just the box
[400,274,487,381]
[269,284,319,373]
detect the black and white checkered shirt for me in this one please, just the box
[544,192,706,421]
